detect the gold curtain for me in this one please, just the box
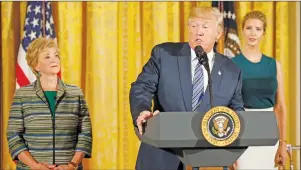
[0,2,299,170]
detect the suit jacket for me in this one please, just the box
[130,42,244,170]
[6,79,92,170]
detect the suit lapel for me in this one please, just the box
[177,43,192,111]
[35,80,48,105]
[56,78,66,105]
[198,53,225,112]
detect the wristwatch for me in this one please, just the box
[68,162,78,170]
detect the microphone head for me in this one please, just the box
[194,45,205,56]
[194,45,208,65]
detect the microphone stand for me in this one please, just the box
[204,63,213,109]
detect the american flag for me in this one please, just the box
[16,1,59,89]
[212,1,241,58]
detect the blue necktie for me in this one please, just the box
[192,62,204,112]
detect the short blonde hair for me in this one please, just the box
[188,7,224,32]
[242,11,267,32]
[26,37,59,76]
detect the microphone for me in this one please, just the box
[194,45,213,109]
[194,45,209,68]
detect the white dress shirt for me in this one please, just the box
[190,48,215,93]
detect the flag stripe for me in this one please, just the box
[16,64,30,87]
[17,47,37,83]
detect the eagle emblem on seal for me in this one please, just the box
[212,115,231,137]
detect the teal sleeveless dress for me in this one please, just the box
[232,53,279,169]
[232,53,278,109]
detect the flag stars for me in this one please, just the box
[50,16,54,24]
[46,21,51,31]
[223,11,227,18]
[224,11,236,20]
[227,11,232,19]
[25,18,29,26]
[28,30,37,40]
[33,5,41,15]
[46,21,53,35]
[31,18,39,28]
[27,5,32,13]
[232,13,236,20]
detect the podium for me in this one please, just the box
[135,108,279,168]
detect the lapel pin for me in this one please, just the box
[218,71,221,75]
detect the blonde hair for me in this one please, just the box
[26,37,59,76]
[242,11,267,32]
[188,7,224,32]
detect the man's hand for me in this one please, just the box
[136,110,160,135]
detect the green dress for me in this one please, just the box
[232,53,278,109]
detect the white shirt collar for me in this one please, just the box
[191,48,214,62]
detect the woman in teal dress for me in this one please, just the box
[231,11,287,169]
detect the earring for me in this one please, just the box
[37,71,40,78]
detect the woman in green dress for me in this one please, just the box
[6,37,92,170]
[231,11,287,169]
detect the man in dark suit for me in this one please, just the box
[129,6,244,170]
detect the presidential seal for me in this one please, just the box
[201,106,241,147]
